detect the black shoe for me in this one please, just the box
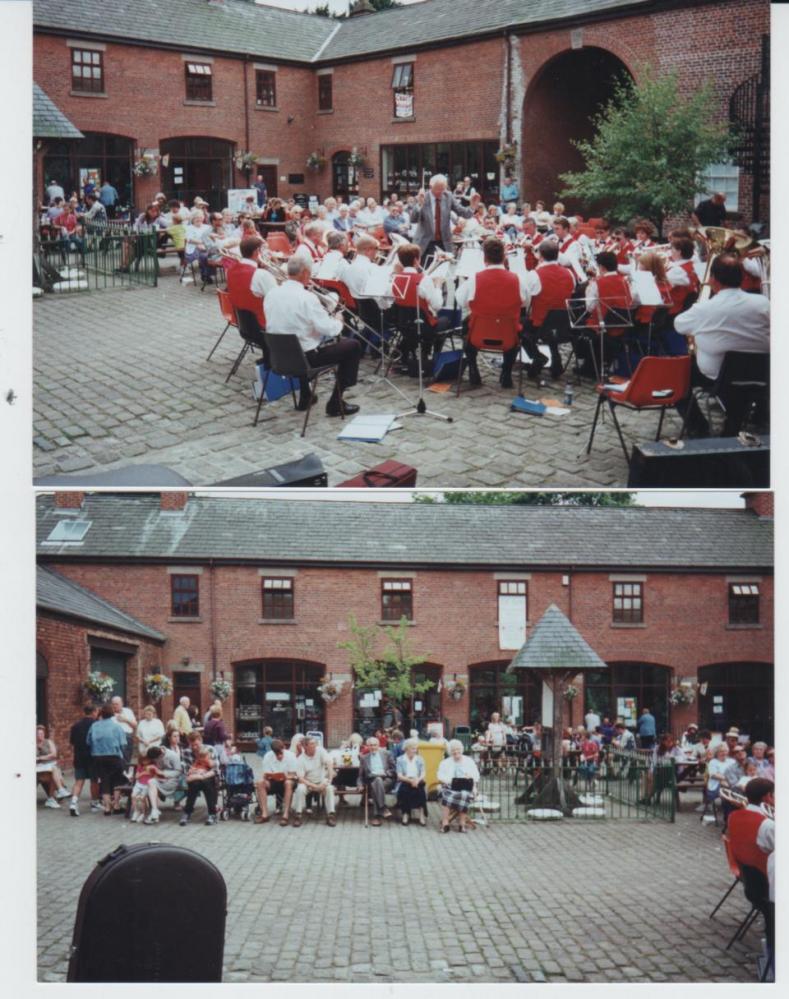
[295,393,318,412]
[549,366,564,381]
[499,372,514,389]
[326,400,359,417]
[467,362,482,386]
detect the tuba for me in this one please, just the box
[697,226,752,302]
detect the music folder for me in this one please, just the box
[362,264,394,298]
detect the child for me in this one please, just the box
[166,211,187,262]
[256,726,274,758]
[736,760,759,790]
[131,747,165,823]
[225,742,244,765]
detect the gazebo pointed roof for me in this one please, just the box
[507,604,608,673]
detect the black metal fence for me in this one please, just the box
[34,221,159,294]
[470,747,676,822]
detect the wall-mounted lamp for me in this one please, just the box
[287,114,295,124]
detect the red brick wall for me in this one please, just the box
[743,492,773,519]
[36,612,164,766]
[41,561,773,745]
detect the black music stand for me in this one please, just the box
[566,297,634,383]
[391,273,453,424]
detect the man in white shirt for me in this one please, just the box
[584,709,602,735]
[292,736,337,827]
[264,256,362,416]
[318,230,350,283]
[292,221,326,276]
[46,179,65,204]
[255,739,299,825]
[674,253,769,436]
[111,695,137,763]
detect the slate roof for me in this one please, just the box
[35,495,773,571]
[37,565,165,641]
[32,0,657,63]
[33,83,84,139]
[508,604,608,673]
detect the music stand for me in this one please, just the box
[391,273,453,424]
[566,297,633,383]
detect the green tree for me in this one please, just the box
[339,615,433,715]
[413,492,635,506]
[560,67,733,234]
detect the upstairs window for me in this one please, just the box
[256,70,277,108]
[185,62,213,102]
[72,48,104,94]
[729,583,760,625]
[497,580,527,650]
[171,574,200,617]
[318,74,333,112]
[613,582,643,624]
[262,578,294,620]
[392,61,414,118]
[381,579,413,621]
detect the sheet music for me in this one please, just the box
[456,247,485,279]
[362,263,394,298]
[508,248,528,278]
[631,270,663,306]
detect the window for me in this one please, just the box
[612,582,643,624]
[497,581,527,650]
[381,579,413,621]
[262,578,294,620]
[256,70,277,108]
[71,48,104,94]
[185,62,213,102]
[469,662,542,731]
[234,660,324,745]
[45,519,92,543]
[171,574,199,617]
[381,141,499,199]
[729,583,760,625]
[698,162,740,212]
[392,61,414,118]
[318,74,333,112]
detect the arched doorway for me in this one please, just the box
[332,150,359,200]
[469,661,542,733]
[233,659,325,747]
[43,132,134,207]
[353,663,442,739]
[522,47,632,209]
[697,662,773,743]
[160,137,234,210]
[583,662,671,734]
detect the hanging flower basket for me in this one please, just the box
[234,150,259,172]
[495,142,518,166]
[144,672,173,702]
[318,676,345,703]
[562,684,579,702]
[306,151,327,172]
[83,671,115,704]
[670,684,696,706]
[348,147,365,169]
[133,156,159,178]
[209,678,233,702]
[445,678,466,701]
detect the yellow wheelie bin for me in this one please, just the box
[418,741,447,798]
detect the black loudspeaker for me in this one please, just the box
[628,436,770,487]
[68,843,226,982]
[211,453,328,487]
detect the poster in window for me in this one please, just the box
[617,696,637,723]
[395,91,414,118]
[498,594,526,650]
[227,188,257,212]
[79,167,101,193]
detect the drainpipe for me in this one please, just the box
[209,558,218,681]
[243,56,251,174]
[504,31,512,144]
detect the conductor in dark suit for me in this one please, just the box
[408,173,480,259]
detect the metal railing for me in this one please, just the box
[468,746,676,822]
[34,223,159,294]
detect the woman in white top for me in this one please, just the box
[136,705,165,760]
[705,743,731,802]
[395,738,427,826]
[437,739,480,833]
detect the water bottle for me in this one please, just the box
[564,383,574,407]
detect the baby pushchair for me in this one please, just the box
[220,761,256,821]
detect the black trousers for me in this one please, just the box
[674,358,713,435]
[184,778,218,816]
[93,755,126,798]
[396,780,427,813]
[304,337,362,393]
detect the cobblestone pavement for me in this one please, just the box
[37,776,762,984]
[32,276,693,487]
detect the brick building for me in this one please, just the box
[33,0,770,222]
[36,492,773,763]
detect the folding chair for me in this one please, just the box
[256,332,346,436]
[726,864,771,952]
[709,833,742,919]
[207,290,238,361]
[225,308,266,383]
[265,231,291,256]
[525,308,575,386]
[681,351,769,439]
[456,312,520,396]
[586,355,691,463]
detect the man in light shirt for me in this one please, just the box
[674,253,769,436]
[255,739,299,826]
[173,696,193,741]
[264,256,362,416]
[292,736,337,827]
[111,695,137,763]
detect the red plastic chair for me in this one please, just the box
[456,313,521,396]
[586,355,691,462]
[207,289,239,361]
[315,278,357,311]
[265,231,292,256]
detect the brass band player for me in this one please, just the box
[390,243,449,376]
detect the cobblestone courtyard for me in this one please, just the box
[37,777,763,984]
[31,276,691,487]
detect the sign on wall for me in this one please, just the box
[394,91,413,118]
[227,188,257,211]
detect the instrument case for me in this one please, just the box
[337,460,418,488]
[67,842,226,982]
[628,436,769,487]
[211,453,328,487]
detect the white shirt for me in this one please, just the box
[297,748,332,784]
[318,249,349,284]
[437,755,480,785]
[113,707,136,735]
[261,749,299,776]
[237,257,277,298]
[344,253,377,298]
[455,263,531,315]
[486,722,508,748]
[137,717,165,750]
[263,279,343,351]
[584,712,601,733]
[674,288,770,380]
[666,260,691,289]
[185,223,210,254]
[403,755,419,778]
[293,241,322,276]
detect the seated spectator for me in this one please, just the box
[36,724,70,807]
[148,725,186,820]
[183,209,212,284]
[749,741,772,775]
[136,705,165,760]
[179,745,219,826]
[86,704,129,815]
[437,739,480,833]
[131,747,166,823]
[255,739,298,826]
[613,722,636,752]
[359,736,396,826]
[68,704,101,816]
[763,747,775,782]
[293,736,336,827]
[736,760,760,790]
[395,738,427,826]
[704,743,731,806]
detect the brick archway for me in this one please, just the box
[521,46,633,209]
